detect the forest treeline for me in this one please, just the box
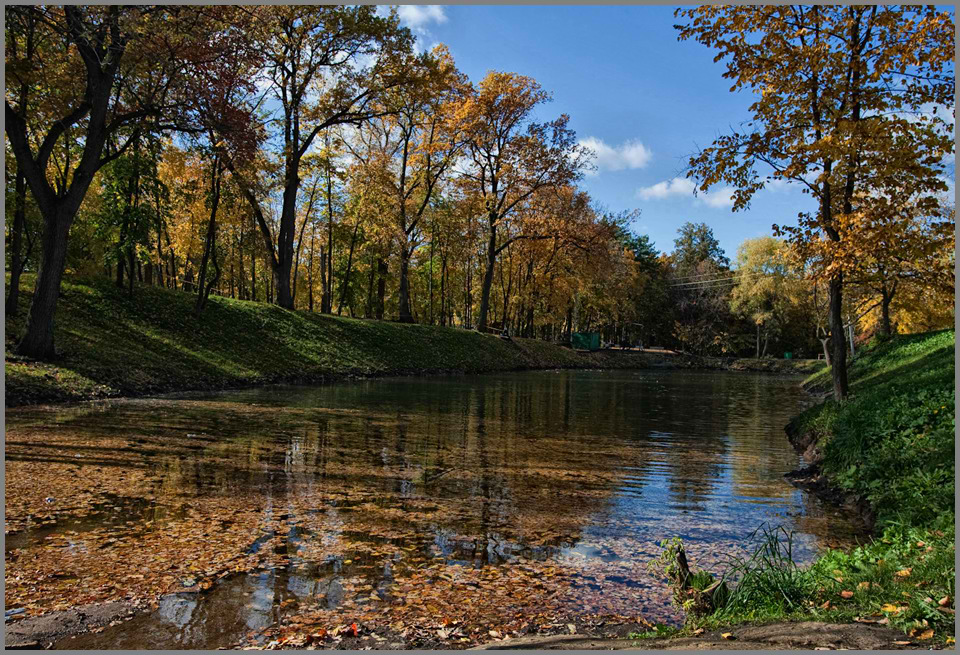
[4,6,955,392]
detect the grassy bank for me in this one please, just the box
[674,330,955,645]
[4,275,821,407]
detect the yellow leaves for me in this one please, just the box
[909,627,934,641]
[880,603,904,614]
[895,568,912,579]
[721,632,736,640]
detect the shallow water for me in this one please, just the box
[4,369,864,649]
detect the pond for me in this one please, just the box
[4,369,864,649]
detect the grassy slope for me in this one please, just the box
[5,275,820,407]
[5,275,823,407]
[693,330,955,642]
[798,330,955,527]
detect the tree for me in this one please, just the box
[730,237,808,358]
[833,196,954,336]
[456,71,590,332]
[672,221,729,274]
[676,5,954,399]
[226,6,415,311]
[4,6,232,357]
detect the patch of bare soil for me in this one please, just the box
[471,622,944,650]
[4,601,135,649]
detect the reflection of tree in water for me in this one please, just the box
[6,370,869,641]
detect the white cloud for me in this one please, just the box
[636,177,695,200]
[580,137,652,175]
[636,177,735,208]
[396,5,447,31]
[698,186,735,208]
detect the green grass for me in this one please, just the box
[7,274,787,407]
[686,330,956,643]
[796,330,955,528]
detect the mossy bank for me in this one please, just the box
[5,275,823,408]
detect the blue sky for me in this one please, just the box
[393,4,821,260]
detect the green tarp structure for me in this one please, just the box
[572,332,601,351]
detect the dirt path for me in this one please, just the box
[471,622,941,650]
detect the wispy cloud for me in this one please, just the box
[636,177,694,200]
[580,137,651,175]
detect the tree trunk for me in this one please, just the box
[127,246,135,297]
[250,241,257,302]
[397,243,414,323]
[308,222,316,312]
[16,211,72,358]
[879,279,895,336]
[440,251,447,327]
[194,157,222,315]
[477,218,497,332]
[337,219,360,316]
[428,236,434,325]
[366,253,376,318]
[322,154,335,315]
[828,273,849,400]
[756,322,761,359]
[6,169,28,316]
[376,257,387,320]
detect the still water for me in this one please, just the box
[4,369,863,648]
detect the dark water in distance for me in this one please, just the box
[5,369,862,649]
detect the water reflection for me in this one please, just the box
[5,369,864,650]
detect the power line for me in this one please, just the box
[669,271,767,288]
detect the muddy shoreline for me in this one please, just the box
[782,410,878,534]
